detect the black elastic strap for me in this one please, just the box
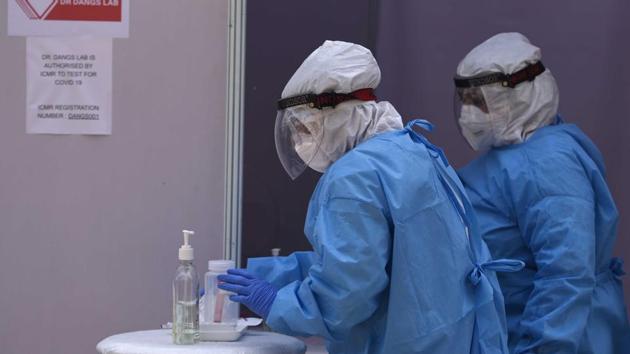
[277,88,377,110]
[454,61,546,89]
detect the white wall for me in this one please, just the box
[0,1,228,353]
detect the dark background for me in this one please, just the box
[242,0,630,306]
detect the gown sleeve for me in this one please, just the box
[513,150,597,353]
[266,197,392,340]
[247,251,317,289]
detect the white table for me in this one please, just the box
[97,329,306,354]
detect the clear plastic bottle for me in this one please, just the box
[204,260,239,327]
[172,230,199,344]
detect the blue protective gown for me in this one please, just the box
[458,120,630,353]
[248,120,522,354]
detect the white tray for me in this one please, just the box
[199,323,247,342]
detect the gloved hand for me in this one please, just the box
[217,269,278,319]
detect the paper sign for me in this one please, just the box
[27,37,112,135]
[8,0,129,37]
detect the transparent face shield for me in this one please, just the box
[453,61,547,151]
[454,61,545,151]
[274,88,377,179]
[453,86,494,151]
[274,107,325,180]
[454,86,489,116]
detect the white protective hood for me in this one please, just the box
[456,32,559,149]
[278,40,403,175]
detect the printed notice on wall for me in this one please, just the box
[27,37,112,135]
[8,0,129,38]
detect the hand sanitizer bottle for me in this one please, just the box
[172,230,199,344]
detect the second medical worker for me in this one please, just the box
[454,32,630,353]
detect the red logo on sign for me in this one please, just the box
[15,0,122,22]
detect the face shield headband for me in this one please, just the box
[277,88,377,110]
[453,61,546,89]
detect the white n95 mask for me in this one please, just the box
[458,104,494,152]
[295,141,332,173]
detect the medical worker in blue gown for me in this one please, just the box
[218,40,523,353]
[454,32,630,354]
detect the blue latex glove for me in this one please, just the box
[217,269,277,319]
